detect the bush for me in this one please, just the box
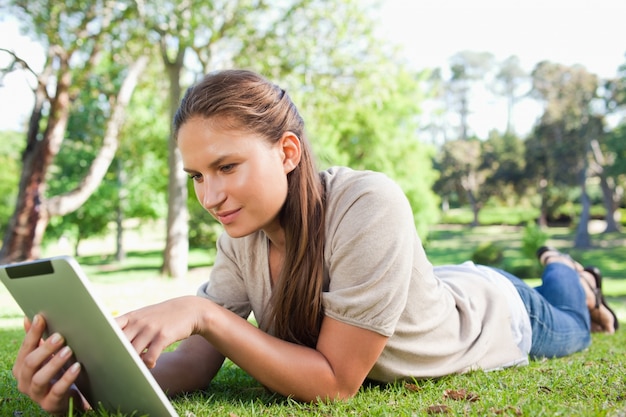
[188,201,223,249]
[518,222,548,278]
[471,242,503,266]
[521,222,548,260]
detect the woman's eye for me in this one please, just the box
[189,174,202,182]
[220,164,235,173]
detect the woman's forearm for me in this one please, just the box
[199,305,359,402]
[152,334,225,396]
[143,296,385,402]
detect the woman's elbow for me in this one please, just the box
[305,383,361,403]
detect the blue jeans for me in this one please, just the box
[495,263,591,359]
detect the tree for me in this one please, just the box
[589,138,622,233]
[480,130,527,204]
[45,66,169,258]
[590,57,626,233]
[235,1,439,236]
[0,1,147,263]
[0,131,23,236]
[135,0,393,278]
[307,65,438,237]
[434,138,486,226]
[527,61,603,247]
[492,55,528,135]
[447,51,495,140]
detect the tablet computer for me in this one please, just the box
[0,256,179,417]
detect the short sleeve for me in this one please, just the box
[322,169,417,337]
[197,233,253,320]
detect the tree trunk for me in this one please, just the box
[47,56,149,216]
[598,175,621,233]
[115,159,126,262]
[537,178,548,227]
[589,140,621,233]
[574,167,591,249]
[505,95,514,135]
[0,54,71,263]
[160,46,189,279]
[0,56,147,263]
[465,189,480,227]
[461,172,480,227]
[459,93,469,141]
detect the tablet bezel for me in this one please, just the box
[0,256,179,417]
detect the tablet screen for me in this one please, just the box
[0,256,179,417]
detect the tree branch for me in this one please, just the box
[0,48,40,81]
[47,55,149,217]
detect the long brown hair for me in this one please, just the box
[174,70,326,348]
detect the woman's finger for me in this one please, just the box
[23,334,67,398]
[14,315,45,368]
[38,364,82,415]
[47,362,82,403]
[23,315,32,332]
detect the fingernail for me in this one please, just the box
[59,346,72,358]
[69,362,81,374]
[32,314,40,326]
[50,333,62,344]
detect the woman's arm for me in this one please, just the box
[206,308,388,401]
[119,295,388,402]
[151,334,225,396]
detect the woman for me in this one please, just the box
[12,69,618,414]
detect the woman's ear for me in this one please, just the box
[280,131,302,174]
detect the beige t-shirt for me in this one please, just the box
[197,167,530,382]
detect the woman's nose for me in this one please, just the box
[201,179,226,211]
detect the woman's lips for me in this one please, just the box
[216,208,240,225]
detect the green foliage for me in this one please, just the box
[42,53,168,249]
[516,221,549,278]
[433,138,483,205]
[471,242,504,266]
[440,206,540,226]
[604,123,626,179]
[187,182,223,249]
[298,66,440,237]
[233,0,439,237]
[45,118,111,247]
[524,62,605,227]
[480,131,526,197]
[520,222,548,260]
[0,131,23,235]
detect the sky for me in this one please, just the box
[378,0,626,137]
[1,0,625,135]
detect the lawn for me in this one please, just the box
[1,224,625,416]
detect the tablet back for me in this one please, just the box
[0,256,179,417]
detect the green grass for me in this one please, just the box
[1,224,625,416]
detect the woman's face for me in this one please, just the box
[178,117,297,239]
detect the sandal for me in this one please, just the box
[581,266,619,331]
[536,246,577,269]
[537,246,619,332]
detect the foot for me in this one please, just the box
[536,247,617,334]
[579,266,619,334]
[589,306,617,334]
[536,246,583,271]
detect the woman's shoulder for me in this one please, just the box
[320,166,405,203]
[321,166,414,232]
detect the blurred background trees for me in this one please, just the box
[1,0,625,272]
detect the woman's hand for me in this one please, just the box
[12,315,86,415]
[116,296,210,369]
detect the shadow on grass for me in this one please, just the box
[78,250,163,266]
